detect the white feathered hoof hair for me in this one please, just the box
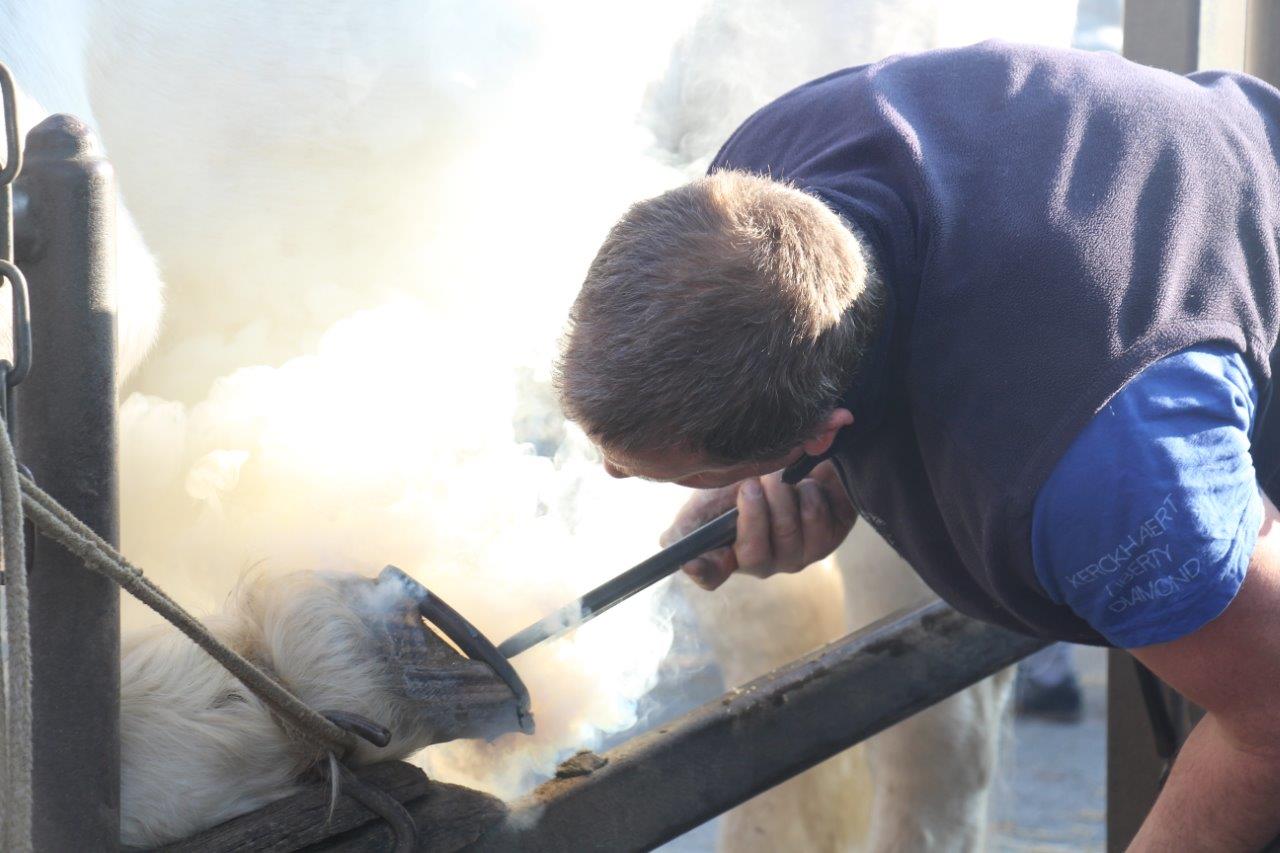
[119,568,526,848]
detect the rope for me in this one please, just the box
[15,474,357,757]
[0,414,32,852]
[324,757,418,852]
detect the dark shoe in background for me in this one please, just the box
[1015,674,1085,724]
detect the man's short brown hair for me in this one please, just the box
[556,170,883,463]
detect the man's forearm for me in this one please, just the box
[1130,714,1280,851]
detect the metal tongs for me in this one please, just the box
[386,454,823,718]
[498,453,824,657]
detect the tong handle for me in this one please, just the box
[496,509,738,659]
[496,454,825,659]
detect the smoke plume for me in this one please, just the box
[107,0,1077,797]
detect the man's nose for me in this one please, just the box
[603,459,630,479]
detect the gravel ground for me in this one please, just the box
[989,645,1107,852]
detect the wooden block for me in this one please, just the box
[307,778,508,852]
[150,761,506,853]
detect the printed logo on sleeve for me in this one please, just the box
[1065,494,1202,614]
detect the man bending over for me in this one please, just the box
[557,42,1280,850]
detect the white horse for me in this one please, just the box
[0,0,1076,848]
[120,567,524,847]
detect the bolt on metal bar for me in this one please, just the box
[471,598,1045,852]
[15,114,120,850]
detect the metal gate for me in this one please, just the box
[0,71,120,848]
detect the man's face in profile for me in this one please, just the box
[597,443,801,489]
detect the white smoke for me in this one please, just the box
[644,0,1080,170]
[106,0,1078,798]
[114,0,706,797]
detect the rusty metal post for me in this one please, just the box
[1124,0,1202,73]
[1247,1,1280,84]
[13,114,119,849]
[1105,653,1168,850]
[1248,7,1280,851]
[472,599,1045,852]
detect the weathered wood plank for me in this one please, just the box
[150,761,505,853]
[306,779,508,852]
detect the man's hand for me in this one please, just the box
[659,460,857,590]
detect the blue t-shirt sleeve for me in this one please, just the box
[1031,343,1263,648]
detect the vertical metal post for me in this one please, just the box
[1123,0,1202,73]
[1200,0,1248,71]
[1105,654,1168,850]
[13,114,119,849]
[1247,11,1280,852]
[1246,0,1280,84]
[1247,12,1280,853]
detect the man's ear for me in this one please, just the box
[801,408,854,457]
